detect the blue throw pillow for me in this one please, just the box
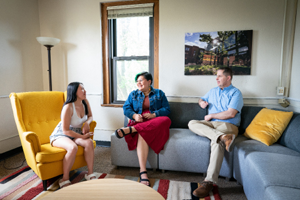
[278,114,300,153]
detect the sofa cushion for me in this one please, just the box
[36,141,96,163]
[233,135,300,185]
[168,102,207,128]
[238,106,264,135]
[234,136,300,156]
[159,128,210,173]
[265,186,300,200]
[247,152,300,189]
[111,133,158,169]
[240,152,300,200]
[244,108,293,146]
[278,113,300,153]
[160,128,234,178]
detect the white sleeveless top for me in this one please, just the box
[70,102,88,128]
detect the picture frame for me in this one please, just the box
[185,30,253,75]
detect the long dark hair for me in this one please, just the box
[63,82,88,115]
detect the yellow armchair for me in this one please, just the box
[9,91,97,191]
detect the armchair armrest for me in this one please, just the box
[82,121,97,140]
[24,131,41,153]
[18,131,41,170]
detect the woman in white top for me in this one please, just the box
[50,82,96,188]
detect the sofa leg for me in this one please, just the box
[153,168,156,172]
[203,173,207,177]
[225,177,230,182]
[162,169,165,173]
[43,180,47,191]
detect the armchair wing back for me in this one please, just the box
[9,91,97,190]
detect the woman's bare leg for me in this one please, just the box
[74,138,95,178]
[52,137,78,182]
[136,134,150,186]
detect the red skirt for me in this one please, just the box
[124,110,171,154]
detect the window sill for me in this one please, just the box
[101,104,123,108]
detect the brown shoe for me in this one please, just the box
[221,134,236,152]
[192,181,214,198]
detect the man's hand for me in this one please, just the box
[133,114,143,122]
[199,100,209,109]
[204,114,213,121]
[143,113,156,119]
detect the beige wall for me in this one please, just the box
[1,0,299,152]
[290,1,300,100]
[0,0,43,153]
[160,0,285,98]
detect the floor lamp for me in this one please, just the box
[36,37,60,91]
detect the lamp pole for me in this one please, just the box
[36,37,60,91]
[45,45,53,91]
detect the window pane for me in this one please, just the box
[116,60,148,101]
[116,17,149,56]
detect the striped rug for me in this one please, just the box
[0,166,221,200]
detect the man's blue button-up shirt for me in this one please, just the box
[201,84,243,126]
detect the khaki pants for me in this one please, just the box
[188,120,238,183]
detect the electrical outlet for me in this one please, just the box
[277,87,284,95]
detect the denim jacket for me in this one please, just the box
[123,86,170,120]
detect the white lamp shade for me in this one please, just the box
[36,37,60,46]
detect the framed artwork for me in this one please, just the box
[185,30,252,75]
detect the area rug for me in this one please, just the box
[0,166,221,200]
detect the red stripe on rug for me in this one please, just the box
[157,179,170,199]
[0,173,38,199]
[98,173,107,179]
[71,171,86,183]
[0,166,30,182]
[17,177,56,200]
[212,184,221,200]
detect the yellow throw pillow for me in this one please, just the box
[244,108,293,146]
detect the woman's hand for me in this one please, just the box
[82,132,93,139]
[133,114,143,122]
[82,123,90,134]
[143,113,156,119]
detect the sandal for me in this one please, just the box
[115,126,132,139]
[85,173,97,180]
[59,179,71,188]
[139,171,151,187]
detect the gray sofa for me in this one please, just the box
[111,102,300,200]
[233,106,300,200]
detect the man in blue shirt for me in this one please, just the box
[188,67,243,198]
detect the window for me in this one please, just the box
[110,16,153,103]
[101,0,159,106]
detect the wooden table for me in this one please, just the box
[42,178,165,200]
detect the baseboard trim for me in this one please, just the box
[0,146,23,161]
[96,140,111,147]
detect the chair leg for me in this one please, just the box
[43,180,47,191]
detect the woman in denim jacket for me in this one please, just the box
[115,72,171,187]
